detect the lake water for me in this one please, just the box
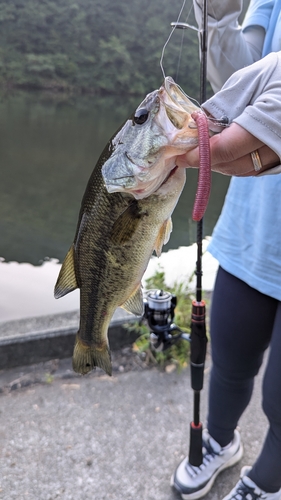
[0,91,229,322]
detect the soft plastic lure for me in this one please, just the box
[191,111,211,221]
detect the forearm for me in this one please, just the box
[177,122,280,177]
[203,52,281,161]
[193,0,264,91]
[205,126,280,177]
[177,52,281,177]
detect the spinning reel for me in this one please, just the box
[144,289,190,351]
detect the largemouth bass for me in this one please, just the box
[54,77,203,376]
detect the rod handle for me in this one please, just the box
[189,422,203,466]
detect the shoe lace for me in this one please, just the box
[230,480,266,500]
[185,439,219,477]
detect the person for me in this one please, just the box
[171,1,281,499]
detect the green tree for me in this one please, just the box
[0,0,220,97]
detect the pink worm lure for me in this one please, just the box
[191,111,211,221]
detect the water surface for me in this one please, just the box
[0,91,229,322]
[0,90,229,264]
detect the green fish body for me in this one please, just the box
[55,77,202,376]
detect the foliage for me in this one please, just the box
[127,267,206,372]
[0,0,206,98]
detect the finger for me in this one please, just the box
[176,148,200,169]
[211,155,255,176]
[209,123,264,165]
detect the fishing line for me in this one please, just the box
[160,0,187,79]
[160,0,218,81]
[175,29,185,82]
[173,81,201,108]
[175,3,195,81]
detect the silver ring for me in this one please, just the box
[251,150,262,171]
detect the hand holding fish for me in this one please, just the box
[176,122,280,176]
[177,51,281,177]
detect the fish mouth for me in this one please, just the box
[105,167,177,198]
[157,77,200,132]
[162,77,199,114]
[159,164,178,186]
[130,165,178,196]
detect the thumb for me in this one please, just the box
[176,147,200,169]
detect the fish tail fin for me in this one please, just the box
[72,335,112,376]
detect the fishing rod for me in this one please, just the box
[188,0,208,467]
[144,0,209,468]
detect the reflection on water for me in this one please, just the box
[0,90,229,321]
[0,242,219,324]
[0,258,79,323]
[0,90,229,264]
[0,91,141,265]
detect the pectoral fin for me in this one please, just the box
[110,201,148,245]
[154,218,173,257]
[54,244,78,299]
[121,284,144,316]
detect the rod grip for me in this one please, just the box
[189,422,203,466]
[190,300,207,391]
[191,362,205,392]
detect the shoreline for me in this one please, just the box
[0,238,218,324]
[0,239,218,370]
[0,238,218,325]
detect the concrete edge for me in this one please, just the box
[0,317,140,371]
[0,291,212,371]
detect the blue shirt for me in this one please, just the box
[207,0,281,300]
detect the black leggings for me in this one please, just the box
[208,266,281,493]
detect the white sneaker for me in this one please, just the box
[222,466,281,500]
[171,429,243,500]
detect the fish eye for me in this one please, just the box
[133,107,149,125]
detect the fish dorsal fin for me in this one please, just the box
[54,244,78,299]
[111,201,148,245]
[154,217,173,257]
[121,284,144,316]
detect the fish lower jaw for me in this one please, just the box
[105,184,130,194]
[129,168,178,199]
[152,165,180,194]
[104,170,146,194]
[162,165,178,184]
